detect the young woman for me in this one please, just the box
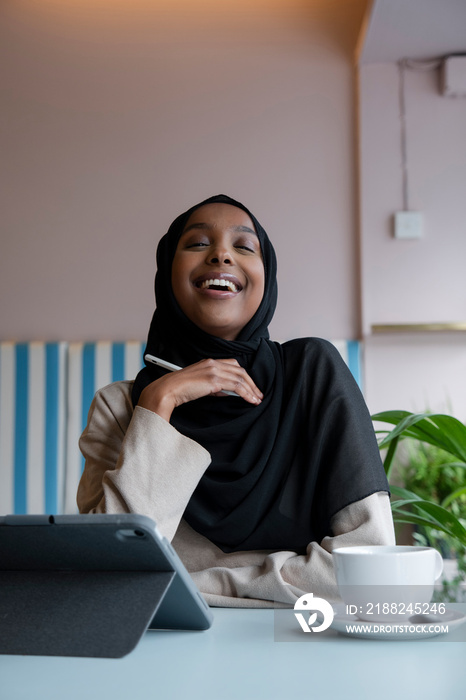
[78,194,394,607]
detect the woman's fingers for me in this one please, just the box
[138,358,263,420]
[198,359,263,403]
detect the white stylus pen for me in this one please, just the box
[144,354,239,397]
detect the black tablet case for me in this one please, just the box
[0,514,212,658]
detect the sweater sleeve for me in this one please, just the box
[174,492,395,607]
[77,381,211,542]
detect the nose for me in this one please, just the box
[208,246,231,265]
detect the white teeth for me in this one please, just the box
[199,279,238,292]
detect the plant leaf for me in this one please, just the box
[409,501,466,543]
[383,435,399,478]
[392,514,462,539]
[441,487,466,509]
[390,484,466,546]
[399,506,466,546]
[390,485,423,501]
[372,411,466,462]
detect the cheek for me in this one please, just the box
[248,265,265,311]
[255,261,266,293]
[171,257,190,307]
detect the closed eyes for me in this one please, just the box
[185,241,257,254]
[235,245,256,253]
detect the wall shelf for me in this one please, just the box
[371,322,466,334]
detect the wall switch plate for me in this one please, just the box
[394,211,423,239]
[441,56,466,97]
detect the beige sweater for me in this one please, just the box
[77,380,395,608]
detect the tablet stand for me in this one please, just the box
[0,569,175,658]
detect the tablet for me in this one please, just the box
[0,513,213,658]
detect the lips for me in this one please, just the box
[193,272,243,293]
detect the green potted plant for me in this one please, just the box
[372,410,466,601]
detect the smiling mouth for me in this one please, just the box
[196,278,241,293]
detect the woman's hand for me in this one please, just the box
[137,358,263,422]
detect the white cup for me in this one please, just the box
[332,545,443,622]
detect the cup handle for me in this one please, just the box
[434,550,444,580]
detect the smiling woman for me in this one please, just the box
[77,194,395,607]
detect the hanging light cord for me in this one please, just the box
[398,59,409,210]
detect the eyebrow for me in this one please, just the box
[182,222,257,236]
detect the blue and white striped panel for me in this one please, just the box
[330,340,362,390]
[64,341,144,514]
[0,342,67,515]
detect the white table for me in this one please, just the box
[1,608,465,700]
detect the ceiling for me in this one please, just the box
[359,0,466,63]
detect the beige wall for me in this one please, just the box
[360,62,466,333]
[359,61,466,419]
[0,0,368,343]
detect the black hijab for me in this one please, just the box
[132,194,389,553]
